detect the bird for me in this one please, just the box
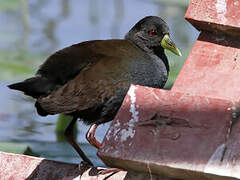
[8,16,182,166]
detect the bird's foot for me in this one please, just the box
[79,161,93,173]
[97,168,123,175]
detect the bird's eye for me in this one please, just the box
[148,29,157,37]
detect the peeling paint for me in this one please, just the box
[234,1,239,6]
[106,119,121,141]
[114,132,120,141]
[105,128,112,141]
[103,146,113,153]
[215,0,227,24]
[114,126,121,141]
[119,86,139,142]
[120,128,135,142]
[113,120,121,141]
[150,89,160,100]
[114,122,121,139]
[107,86,139,143]
[128,86,139,123]
[114,119,121,128]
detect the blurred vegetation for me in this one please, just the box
[164,48,190,89]
[0,0,20,12]
[0,142,39,156]
[56,114,78,142]
[150,0,190,6]
[0,0,43,81]
[0,50,43,80]
[0,0,69,81]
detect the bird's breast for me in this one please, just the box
[128,55,168,89]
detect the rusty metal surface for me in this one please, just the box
[185,0,240,37]
[98,85,239,180]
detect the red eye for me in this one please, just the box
[149,29,157,37]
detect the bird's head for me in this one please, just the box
[125,16,182,56]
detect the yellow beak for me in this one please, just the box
[161,34,182,56]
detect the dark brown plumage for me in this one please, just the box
[8,16,181,165]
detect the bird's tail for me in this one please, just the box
[8,76,54,99]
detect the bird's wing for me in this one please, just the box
[37,40,106,85]
[37,55,131,115]
[36,40,142,115]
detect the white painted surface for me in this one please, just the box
[119,85,139,143]
[204,144,232,176]
[128,86,139,124]
[215,0,227,24]
[120,128,135,142]
[234,1,239,6]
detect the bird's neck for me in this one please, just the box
[152,46,169,73]
[124,32,152,53]
[125,33,169,73]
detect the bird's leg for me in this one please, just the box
[86,124,122,175]
[86,124,101,149]
[64,115,93,166]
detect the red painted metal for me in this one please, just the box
[0,151,175,180]
[0,151,79,180]
[221,119,240,178]
[0,151,129,180]
[98,85,238,179]
[185,0,240,37]
[172,31,240,101]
